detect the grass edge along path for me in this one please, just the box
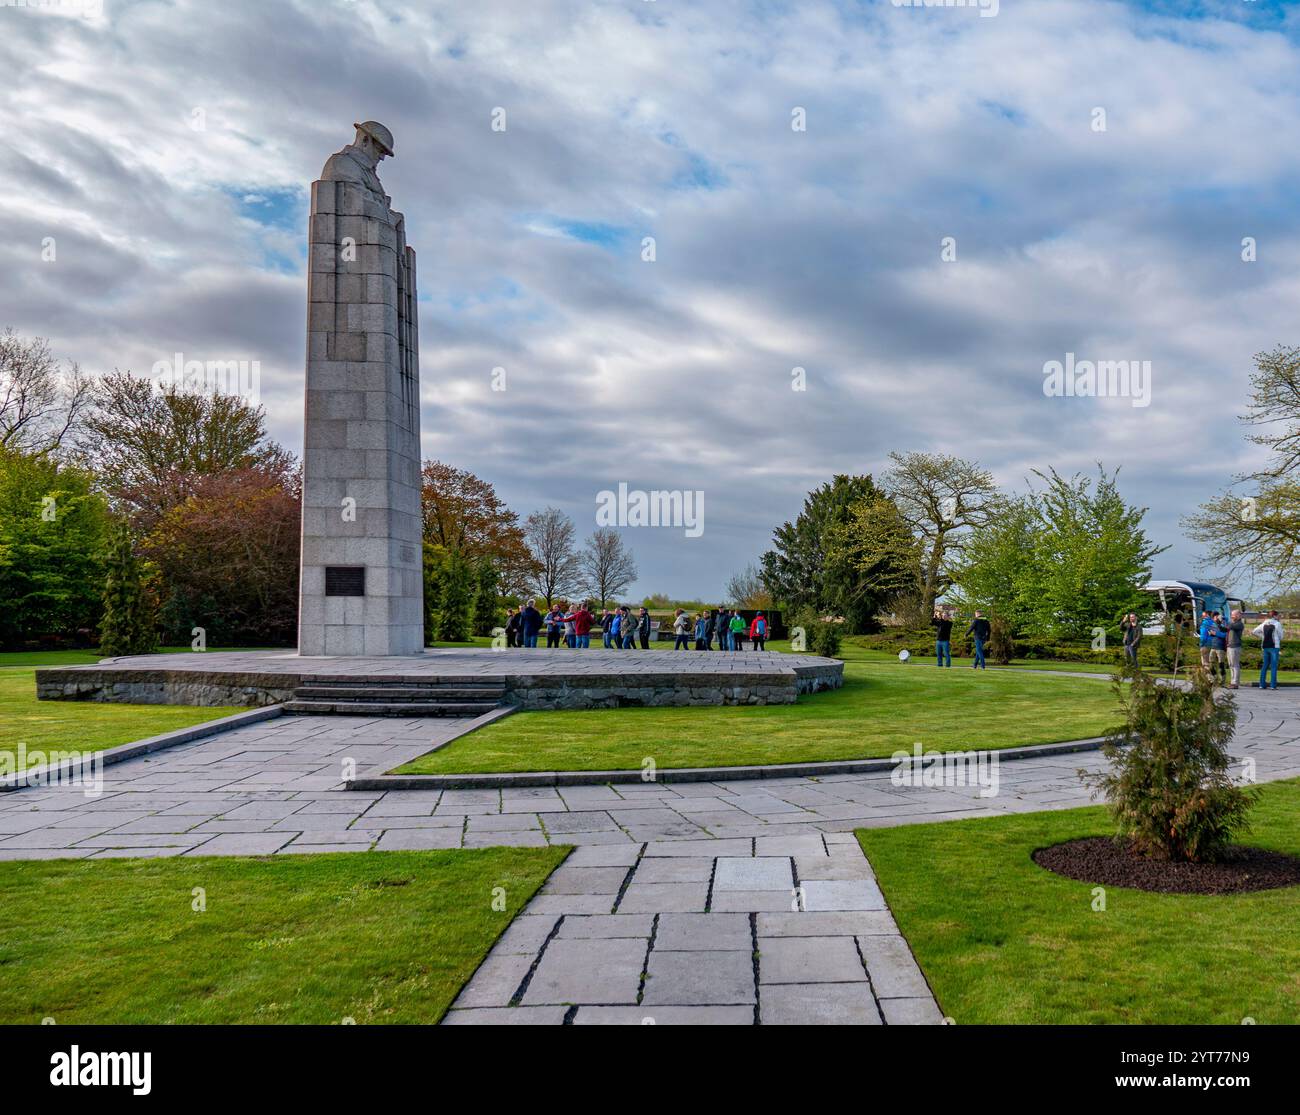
[395,656,1123,775]
[0,845,570,1024]
[855,778,1300,1025]
[0,667,240,771]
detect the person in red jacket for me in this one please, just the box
[748,612,768,651]
[563,602,594,649]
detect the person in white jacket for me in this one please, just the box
[1252,611,1284,690]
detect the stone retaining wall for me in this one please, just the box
[36,659,844,712]
[36,670,297,708]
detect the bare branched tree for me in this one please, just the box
[0,328,92,455]
[580,527,638,607]
[725,563,771,608]
[1184,346,1300,595]
[524,506,583,607]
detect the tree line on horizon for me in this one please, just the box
[0,329,643,652]
[2,329,1297,654]
[753,346,1300,646]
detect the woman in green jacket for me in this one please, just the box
[729,611,746,651]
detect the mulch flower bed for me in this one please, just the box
[1032,837,1300,895]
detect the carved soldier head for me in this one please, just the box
[352,120,395,166]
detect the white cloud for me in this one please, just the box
[3,0,1300,597]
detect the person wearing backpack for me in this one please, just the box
[749,611,768,651]
[1253,610,1284,690]
[672,608,691,650]
[729,610,746,651]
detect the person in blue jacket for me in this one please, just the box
[1198,610,1216,674]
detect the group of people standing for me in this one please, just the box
[501,602,770,651]
[933,605,1287,691]
[1194,608,1285,690]
[677,608,768,651]
[504,600,595,649]
[930,608,992,669]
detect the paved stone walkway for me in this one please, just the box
[2,685,1296,1023]
[444,833,939,1025]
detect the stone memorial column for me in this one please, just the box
[298,121,424,656]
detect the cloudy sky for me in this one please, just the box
[4,0,1300,600]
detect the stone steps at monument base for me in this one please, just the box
[293,685,505,701]
[282,699,503,717]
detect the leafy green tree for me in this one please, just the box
[953,467,1163,643]
[880,451,1000,616]
[1084,667,1257,862]
[83,371,293,530]
[472,559,500,636]
[0,449,109,648]
[99,521,156,657]
[436,546,475,642]
[949,496,1037,633]
[141,466,300,646]
[761,475,898,633]
[423,542,446,645]
[830,493,924,624]
[1022,467,1164,641]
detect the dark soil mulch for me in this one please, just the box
[1032,837,1300,895]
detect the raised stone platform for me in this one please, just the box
[36,648,844,712]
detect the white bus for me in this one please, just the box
[1140,580,1243,635]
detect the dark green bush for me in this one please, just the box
[792,609,842,658]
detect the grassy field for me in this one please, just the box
[0,667,240,770]
[396,643,1124,774]
[0,846,568,1024]
[857,779,1300,1024]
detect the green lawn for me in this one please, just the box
[0,667,240,770]
[857,778,1300,1024]
[0,646,286,668]
[0,847,568,1024]
[396,645,1124,774]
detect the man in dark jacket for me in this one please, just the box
[519,600,543,648]
[1120,613,1143,668]
[638,607,651,650]
[931,608,953,668]
[715,608,730,651]
[966,611,991,670]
